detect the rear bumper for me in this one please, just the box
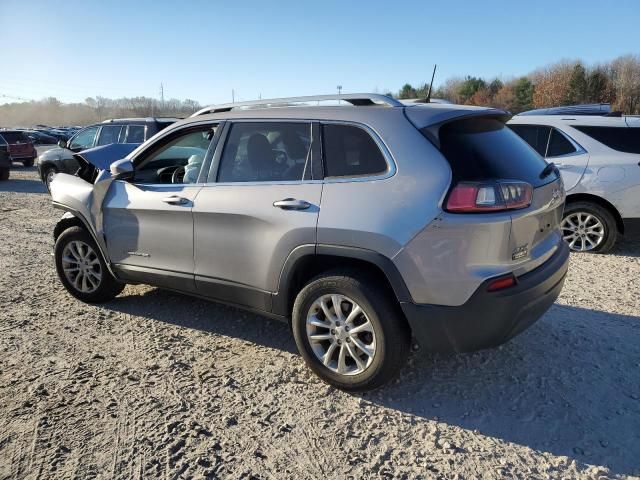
[623,218,640,239]
[401,242,570,353]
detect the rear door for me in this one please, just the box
[544,127,589,190]
[192,120,321,311]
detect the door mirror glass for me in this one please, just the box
[57,139,67,149]
[110,158,134,180]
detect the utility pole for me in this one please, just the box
[232,89,235,103]
[159,83,165,112]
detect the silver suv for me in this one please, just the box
[50,94,569,391]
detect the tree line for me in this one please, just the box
[396,54,640,114]
[0,96,201,128]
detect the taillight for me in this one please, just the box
[445,180,533,213]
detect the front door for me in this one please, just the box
[102,124,218,291]
[192,120,321,311]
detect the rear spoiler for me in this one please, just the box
[405,107,511,148]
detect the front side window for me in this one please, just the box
[69,126,99,150]
[134,126,216,184]
[217,122,311,183]
[96,125,123,146]
[546,128,577,157]
[322,124,388,178]
[573,126,640,154]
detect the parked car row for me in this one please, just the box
[36,117,178,190]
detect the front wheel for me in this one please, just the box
[54,226,124,303]
[43,166,57,192]
[292,271,410,391]
[561,201,617,253]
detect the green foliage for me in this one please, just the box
[513,77,534,112]
[566,63,587,105]
[458,76,486,102]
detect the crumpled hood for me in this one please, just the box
[73,143,140,170]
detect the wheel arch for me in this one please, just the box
[273,245,412,319]
[53,210,118,278]
[565,193,624,234]
[39,160,58,181]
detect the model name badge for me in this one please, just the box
[127,251,150,258]
[512,245,528,260]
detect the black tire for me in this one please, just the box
[22,157,35,167]
[43,166,57,192]
[562,201,618,253]
[292,270,410,392]
[54,226,124,303]
[0,168,8,181]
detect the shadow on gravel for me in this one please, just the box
[104,288,297,354]
[0,172,47,194]
[102,291,640,476]
[365,304,640,477]
[607,236,640,258]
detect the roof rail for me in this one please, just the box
[517,103,612,116]
[190,93,403,117]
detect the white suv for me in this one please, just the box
[509,108,640,253]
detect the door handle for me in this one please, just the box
[162,195,189,205]
[555,163,571,170]
[273,198,311,210]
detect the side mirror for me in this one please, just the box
[57,139,67,149]
[110,158,134,180]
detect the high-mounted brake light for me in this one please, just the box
[446,180,533,213]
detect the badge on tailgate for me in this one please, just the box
[512,244,529,261]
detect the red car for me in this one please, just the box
[0,130,38,167]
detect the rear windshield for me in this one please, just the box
[431,118,556,188]
[0,131,30,144]
[573,126,640,154]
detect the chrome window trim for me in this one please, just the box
[546,127,587,159]
[319,120,397,184]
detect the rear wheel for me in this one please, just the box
[0,168,8,181]
[22,157,35,167]
[561,201,617,253]
[54,226,124,303]
[292,271,410,391]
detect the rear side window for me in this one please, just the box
[573,126,640,154]
[125,125,146,143]
[97,125,122,146]
[435,118,556,188]
[217,122,311,183]
[546,129,577,157]
[322,124,388,177]
[508,124,550,156]
[0,132,29,144]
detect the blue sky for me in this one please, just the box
[0,0,638,105]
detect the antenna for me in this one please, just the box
[426,64,437,103]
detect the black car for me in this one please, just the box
[36,117,178,190]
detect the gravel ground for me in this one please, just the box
[1,167,639,479]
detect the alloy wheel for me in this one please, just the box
[61,240,103,293]
[306,294,377,376]
[561,212,605,252]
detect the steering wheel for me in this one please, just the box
[171,166,185,184]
